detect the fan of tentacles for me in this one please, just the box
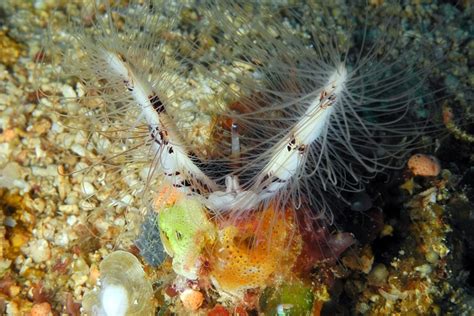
[58,2,424,228]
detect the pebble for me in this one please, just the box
[31,118,52,135]
[0,162,24,189]
[31,165,57,177]
[23,239,51,263]
[120,194,133,206]
[88,264,100,285]
[55,232,69,247]
[9,285,21,297]
[61,84,77,98]
[0,31,23,66]
[30,302,52,316]
[0,259,12,275]
[113,217,125,227]
[79,200,96,210]
[367,264,389,286]
[71,257,90,286]
[32,198,46,213]
[415,264,433,277]
[96,137,111,153]
[407,154,441,177]
[11,229,29,248]
[180,289,204,311]
[67,215,78,226]
[81,181,95,195]
[5,216,16,227]
[50,121,64,133]
[71,143,86,157]
[58,204,79,214]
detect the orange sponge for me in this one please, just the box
[210,206,301,296]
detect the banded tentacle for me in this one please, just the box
[102,51,219,196]
[255,65,347,200]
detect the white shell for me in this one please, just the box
[82,251,155,316]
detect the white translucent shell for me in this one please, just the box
[82,251,155,316]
